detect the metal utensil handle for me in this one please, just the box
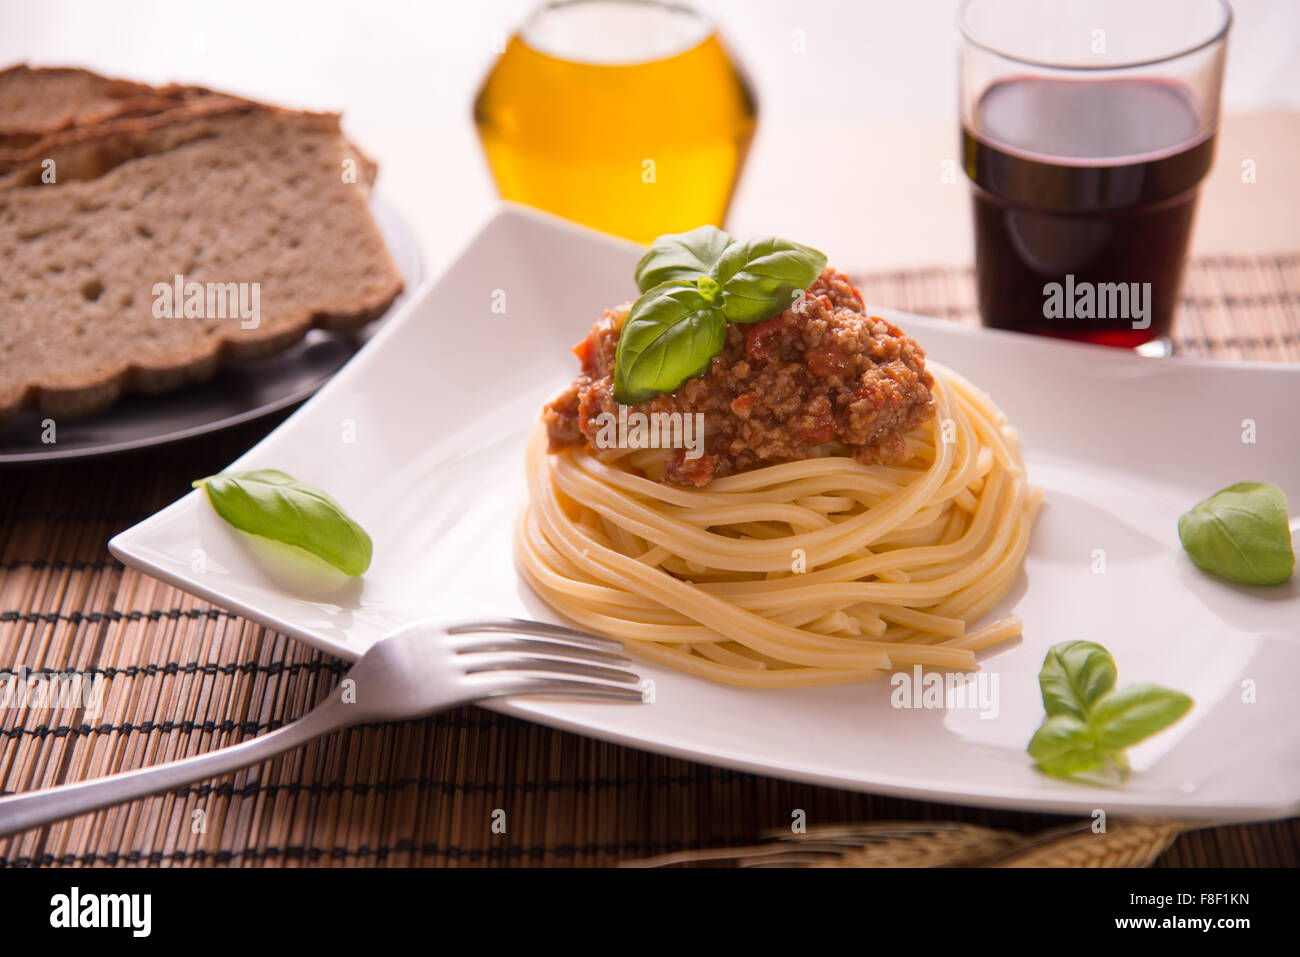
[0,700,345,837]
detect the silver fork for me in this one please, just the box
[0,617,644,837]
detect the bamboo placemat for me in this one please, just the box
[1,253,1298,868]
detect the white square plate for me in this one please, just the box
[111,204,1300,821]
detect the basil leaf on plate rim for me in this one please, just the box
[1026,713,1106,779]
[193,469,373,576]
[1037,640,1117,722]
[1088,683,1196,753]
[1027,640,1192,782]
[614,226,827,404]
[1178,481,1295,586]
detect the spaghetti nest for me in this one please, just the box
[516,362,1042,687]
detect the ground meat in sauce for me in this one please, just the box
[542,268,936,487]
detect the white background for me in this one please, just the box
[4,0,1298,272]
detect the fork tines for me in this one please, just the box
[449,619,645,702]
[448,617,626,651]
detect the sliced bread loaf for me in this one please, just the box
[0,106,404,418]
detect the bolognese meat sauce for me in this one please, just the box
[543,268,936,487]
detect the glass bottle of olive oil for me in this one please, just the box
[474,0,757,244]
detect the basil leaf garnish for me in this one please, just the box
[712,236,828,324]
[1178,481,1295,586]
[193,469,373,576]
[634,225,735,292]
[613,284,726,405]
[1026,641,1191,782]
[1088,684,1193,752]
[615,228,828,403]
[1027,714,1106,778]
[1038,640,1116,721]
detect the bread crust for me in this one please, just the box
[0,64,165,141]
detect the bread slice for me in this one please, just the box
[0,106,404,418]
[0,65,191,149]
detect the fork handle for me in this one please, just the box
[0,699,348,838]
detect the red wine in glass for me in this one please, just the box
[963,77,1216,349]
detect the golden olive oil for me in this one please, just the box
[474,23,756,244]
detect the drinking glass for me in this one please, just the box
[474,0,757,244]
[959,0,1232,354]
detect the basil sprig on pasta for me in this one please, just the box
[1027,641,1191,780]
[614,226,826,404]
[193,469,373,575]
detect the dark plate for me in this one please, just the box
[0,200,423,464]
